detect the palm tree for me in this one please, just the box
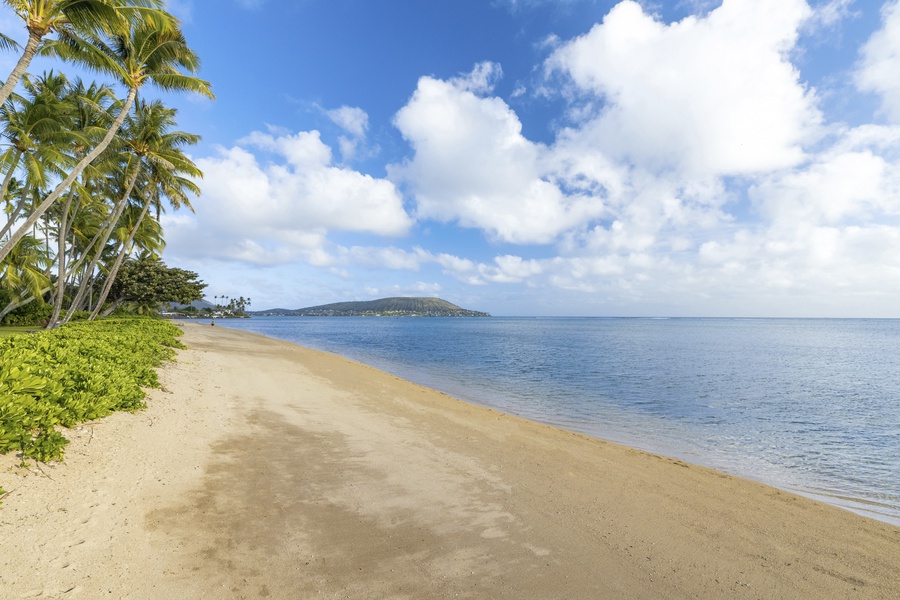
[93,198,163,317]
[0,0,170,107]
[0,70,75,241]
[0,0,125,106]
[0,11,212,265]
[56,103,145,324]
[89,98,200,318]
[0,232,49,319]
[45,78,117,326]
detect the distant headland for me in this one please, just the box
[252,297,490,317]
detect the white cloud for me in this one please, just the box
[546,0,821,177]
[325,106,369,163]
[326,106,369,138]
[751,139,900,225]
[806,0,856,29]
[239,130,331,169]
[342,246,428,271]
[482,255,545,282]
[452,61,503,93]
[168,0,900,317]
[322,105,371,163]
[856,0,900,122]
[362,281,444,298]
[388,0,827,262]
[164,130,413,266]
[390,63,605,244]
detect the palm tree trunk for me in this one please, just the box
[0,294,36,321]
[0,30,42,107]
[0,148,22,207]
[0,285,52,322]
[0,200,26,241]
[0,150,25,240]
[99,297,123,318]
[89,195,152,319]
[61,224,102,289]
[47,189,77,328]
[60,157,141,324]
[0,86,137,264]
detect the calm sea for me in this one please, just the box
[205,316,900,526]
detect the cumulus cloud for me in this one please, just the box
[390,62,605,244]
[326,106,369,138]
[324,105,370,162]
[856,0,900,122]
[168,0,900,316]
[164,129,412,266]
[545,0,821,177]
[341,246,430,271]
[390,0,825,254]
[751,127,900,225]
[375,0,900,315]
[807,0,856,29]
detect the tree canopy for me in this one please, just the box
[107,254,205,315]
[0,0,212,326]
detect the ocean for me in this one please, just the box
[205,316,900,526]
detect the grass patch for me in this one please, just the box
[0,318,184,462]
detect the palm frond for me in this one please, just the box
[0,33,21,52]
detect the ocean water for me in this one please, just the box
[206,316,900,526]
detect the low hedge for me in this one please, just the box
[0,318,183,461]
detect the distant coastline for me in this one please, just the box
[251,296,490,317]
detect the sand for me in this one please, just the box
[1,322,898,599]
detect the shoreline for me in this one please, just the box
[207,316,900,528]
[1,322,898,598]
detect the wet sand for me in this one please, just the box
[1,322,898,599]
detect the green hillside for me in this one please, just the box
[255,297,489,317]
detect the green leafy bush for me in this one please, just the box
[0,318,183,461]
[0,300,53,327]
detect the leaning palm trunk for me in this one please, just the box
[59,159,143,325]
[0,30,42,108]
[0,149,24,238]
[50,209,115,324]
[47,188,78,328]
[58,164,140,325]
[0,285,52,321]
[0,294,35,321]
[89,193,151,319]
[0,86,136,265]
[98,296,124,318]
[0,200,26,242]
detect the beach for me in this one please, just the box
[1,323,898,599]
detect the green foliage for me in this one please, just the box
[1,300,52,327]
[107,256,206,315]
[0,318,183,461]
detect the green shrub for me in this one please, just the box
[0,318,183,461]
[1,301,53,327]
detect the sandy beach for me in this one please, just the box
[1,322,898,599]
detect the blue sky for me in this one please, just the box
[5,0,900,316]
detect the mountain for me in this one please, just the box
[252,297,490,317]
[167,299,216,310]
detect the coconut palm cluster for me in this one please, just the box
[0,0,213,327]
